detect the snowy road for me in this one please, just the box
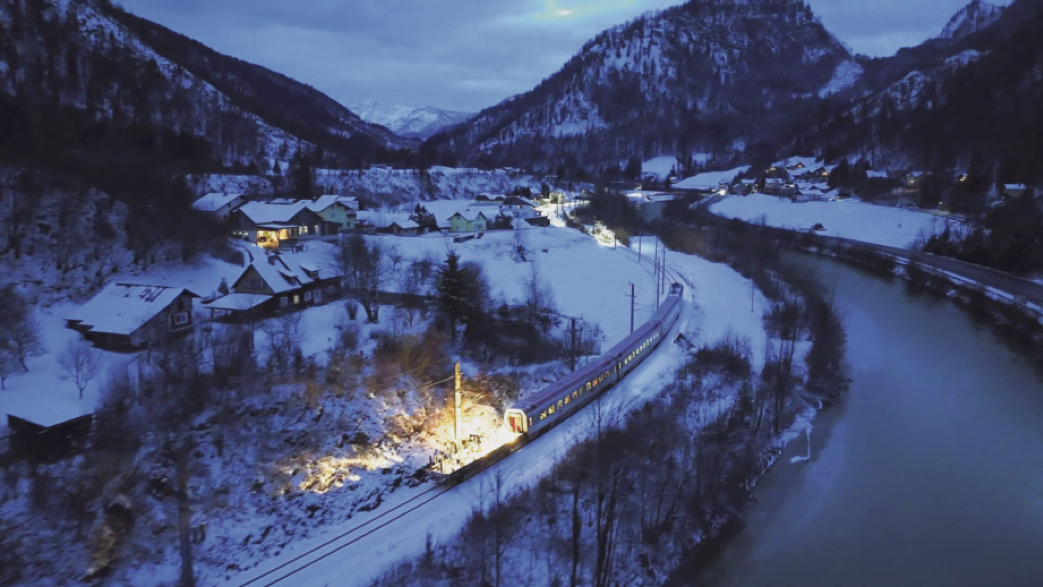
[226,248,770,587]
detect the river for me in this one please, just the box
[683,255,1043,587]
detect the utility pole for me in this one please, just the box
[570,318,577,372]
[454,362,462,441]
[650,237,659,302]
[627,282,635,334]
[656,249,661,308]
[638,228,642,262]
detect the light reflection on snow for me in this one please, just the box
[296,454,398,494]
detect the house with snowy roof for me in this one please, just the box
[500,196,540,219]
[66,283,200,350]
[1003,184,1030,198]
[192,193,245,220]
[387,219,420,236]
[204,253,339,320]
[304,195,360,232]
[229,201,326,248]
[904,171,929,191]
[448,211,489,233]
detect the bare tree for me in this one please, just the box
[59,340,103,399]
[0,350,16,390]
[522,261,555,322]
[261,312,303,374]
[5,311,43,372]
[334,235,385,323]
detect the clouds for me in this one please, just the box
[116,0,1011,113]
[810,0,1012,55]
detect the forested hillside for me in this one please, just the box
[428,0,853,175]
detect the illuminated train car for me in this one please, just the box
[505,282,684,437]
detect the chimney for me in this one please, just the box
[267,252,279,265]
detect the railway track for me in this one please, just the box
[229,240,685,587]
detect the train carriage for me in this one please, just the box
[505,282,684,437]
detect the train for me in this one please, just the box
[504,281,684,437]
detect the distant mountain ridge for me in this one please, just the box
[938,0,1004,40]
[351,101,473,139]
[429,0,853,173]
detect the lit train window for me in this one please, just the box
[557,399,563,409]
[564,396,570,405]
[586,382,592,390]
[540,411,547,420]
[548,405,555,415]
[572,390,579,399]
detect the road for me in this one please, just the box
[697,194,1043,307]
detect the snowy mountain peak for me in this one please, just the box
[350,100,473,139]
[937,0,1003,40]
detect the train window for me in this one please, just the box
[557,399,563,409]
[586,382,592,390]
[564,396,569,405]
[572,390,579,399]
[540,411,547,420]
[548,405,555,415]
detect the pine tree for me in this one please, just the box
[438,252,469,341]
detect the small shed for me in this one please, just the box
[388,219,420,236]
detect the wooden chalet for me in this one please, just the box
[229,201,327,248]
[65,283,199,350]
[204,254,339,321]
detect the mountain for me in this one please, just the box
[0,0,410,179]
[429,0,853,174]
[351,101,473,139]
[791,0,1043,182]
[937,0,1004,40]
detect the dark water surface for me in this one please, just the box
[683,256,1043,587]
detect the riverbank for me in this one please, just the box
[364,234,849,587]
[674,254,1043,587]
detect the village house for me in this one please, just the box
[1003,184,1030,198]
[764,177,786,194]
[448,211,489,233]
[192,192,245,220]
[499,196,540,219]
[204,254,339,321]
[229,201,327,248]
[904,171,928,192]
[305,195,360,233]
[388,219,420,236]
[66,283,200,350]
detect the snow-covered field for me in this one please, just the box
[674,165,751,190]
[710,193,951,249]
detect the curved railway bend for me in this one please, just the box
[227,255,693,587]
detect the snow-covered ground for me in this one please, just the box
[372,228,662,347]
[710,193,951,249]
[0,256,247,435]
[642,156,679,180]
[674,165,751,190]
[191,166,573,205]
[228,239,772,587]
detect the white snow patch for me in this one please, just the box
[674,166,751,190]
[711,193,951,249]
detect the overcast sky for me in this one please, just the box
[116,0,1009,113]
